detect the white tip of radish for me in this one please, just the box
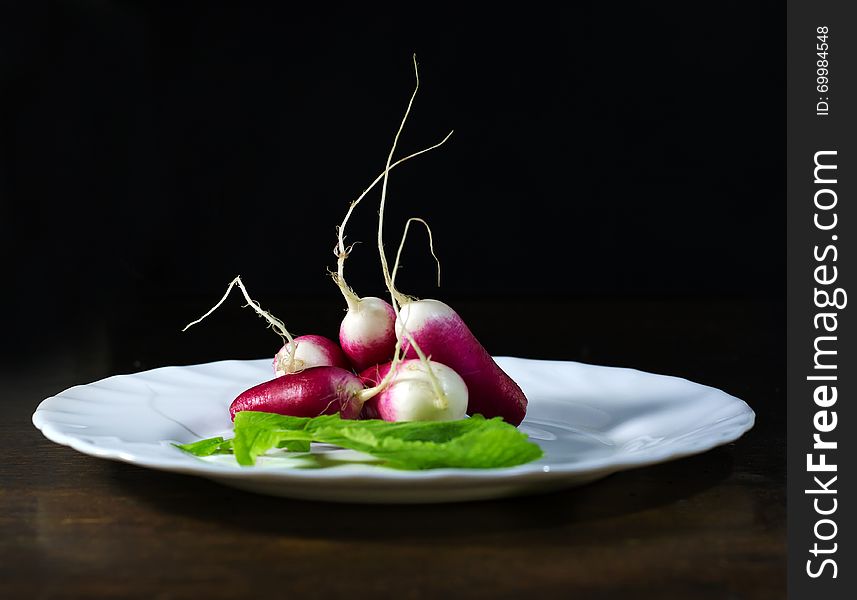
[382,359,468,422]
[273,334,347,376]
[341,296,396,340]
[395,299,456,338]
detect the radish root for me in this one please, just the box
[332,132,453,310]
[377,56,420,309]
[372,54,449,411]
[391,217,441,291]
[183,276,299,372]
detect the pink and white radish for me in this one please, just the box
[332,203,397,371]
[337,296,398,372]
[273,334,349,377]
[372,56,529,426]
[230,366,365,420]
[359,359,467,422]
[385,231,527,424]
[396,300,527,425]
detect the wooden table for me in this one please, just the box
[0,299,785,598]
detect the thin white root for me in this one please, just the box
[333,131,454,308]
[356,334,405,403]
[373,54,449,410]
[378,55,420,309]
[391,217,442,290]
[183,276,298,371]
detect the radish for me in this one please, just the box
[359,359,467,422]
[396,300,527,425]
[372,57,529,426]
[230,366,365,420]
[337,296,398,372]
[272,334,349,377]
[385,228,528,424]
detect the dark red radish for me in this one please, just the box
[273,334,349,376]
[230,366,365,421]
[358,359,467,422]
[396,300,527,425]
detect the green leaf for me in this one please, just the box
[305,415,543,470]
[173,437,233,456]
[276,439,312,453]
[175,412,543,470]
[230,412,318,465]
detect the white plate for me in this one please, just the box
[32,357,754,503]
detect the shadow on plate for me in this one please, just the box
[107,447,734,543]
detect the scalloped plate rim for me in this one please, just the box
[31,357,756,493]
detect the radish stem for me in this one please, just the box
[183,276,299,371]
[333,132,453,307]
[378,56,420,309]
[391,217,441,290]
[374,54,449,410]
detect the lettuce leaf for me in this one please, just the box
[173,437,233,456]
[176,412,543,470]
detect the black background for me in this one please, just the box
[1,2,783,365]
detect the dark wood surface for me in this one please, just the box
[0,298,785,599]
